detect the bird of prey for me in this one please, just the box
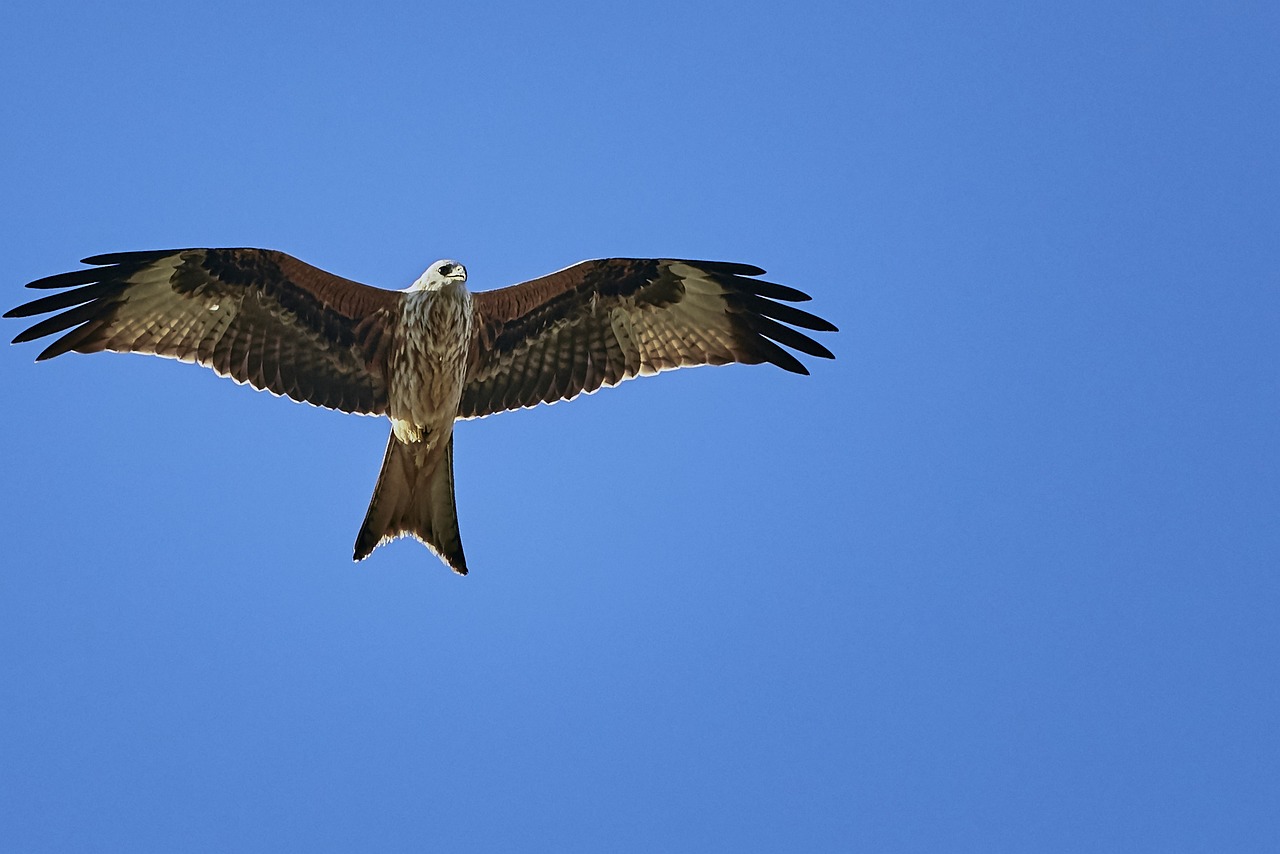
[7,249,836,574]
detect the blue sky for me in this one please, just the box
[2,1,1277,850]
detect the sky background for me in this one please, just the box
[2,1,1277,851]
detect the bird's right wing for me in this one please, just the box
[7,248,402,415]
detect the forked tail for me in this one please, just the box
[353,431,467,574]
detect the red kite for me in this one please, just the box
[7,249,836,574]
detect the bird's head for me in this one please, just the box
[408,259,468,292]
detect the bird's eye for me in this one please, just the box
[438,264,455,276]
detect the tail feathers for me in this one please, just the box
[353,432,467,574]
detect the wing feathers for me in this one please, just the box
[737,277,813,303]
[732,292,837,332]
[80,249,181,266]
[9,249,401,415]
[461,258,836,419]
[693,260,767,277]
[36,318,105,362]
[23,267,119,290]
[12,299,106,345]
[749,336,810,375]
[744,314,836,361]
[4,281,118,317]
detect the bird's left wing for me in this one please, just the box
[6,248,401,415]
[461,258,837,419]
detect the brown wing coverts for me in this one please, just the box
[461,258,837,419]
[6,248,400,415]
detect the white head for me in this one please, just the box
[406,259,468,292]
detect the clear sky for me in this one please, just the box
[1,1,1277,851]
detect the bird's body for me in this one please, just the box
[7,248,837,575]
[389,273,472,445]
[359,269,473,567]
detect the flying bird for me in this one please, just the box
[7,248,837,574]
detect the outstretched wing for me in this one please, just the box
[6,248,402,415]
[461,258,837,419]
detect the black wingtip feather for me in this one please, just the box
[753,336,810,375]
[23,267,106,290]
[11,299,106,344]
[747,315,836,361]
[35,340,69,361]
[738,277,813,303]
[6,281,118,318]
[693,259,768,277]
[33,319,100,361]
[80,249,178,266]
[735,293,838,332]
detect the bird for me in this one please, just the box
[6,248,837,574]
